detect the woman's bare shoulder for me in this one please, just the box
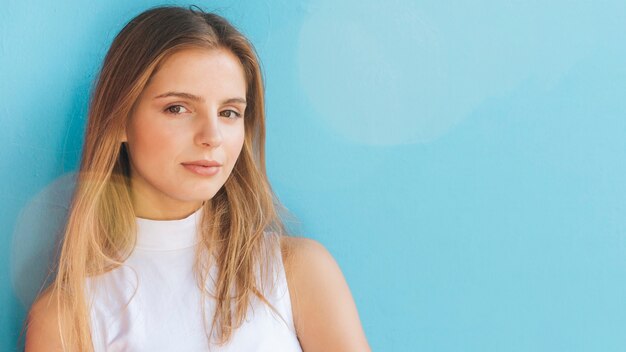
[25,286,64,351]
[279,236,371,351]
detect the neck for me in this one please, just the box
[131,192,205,221]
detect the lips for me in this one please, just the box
[181,160,222,177]
[181,160,222,167]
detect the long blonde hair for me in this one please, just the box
[27,5,296,350]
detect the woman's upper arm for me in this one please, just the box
[281,236,371,352]
[25,288,64,352]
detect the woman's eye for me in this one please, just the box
[164,105,189,115]
[220,110,242,119]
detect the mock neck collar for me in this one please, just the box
[134,206,203,251]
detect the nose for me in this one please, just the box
[195,111,223,148]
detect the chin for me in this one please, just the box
[176,188,222,202]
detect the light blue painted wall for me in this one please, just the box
[2,1,626,351]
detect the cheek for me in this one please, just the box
[218,127,245,179]
[226,127,246,160]
[129,120,182,167]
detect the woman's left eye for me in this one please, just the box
[164,105,189,115]
[220,110,242,119]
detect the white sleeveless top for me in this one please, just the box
[85,206,302,351]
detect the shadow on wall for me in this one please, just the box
[10,173,76,310]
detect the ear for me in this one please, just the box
[120,129,128,143]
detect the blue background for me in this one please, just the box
[2,1,626,351]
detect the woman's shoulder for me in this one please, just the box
[278,235,371,351]
[279,236,327,262]
[279,236,340,287]
[25,286,64,351]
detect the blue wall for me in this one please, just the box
[2,1,626,351]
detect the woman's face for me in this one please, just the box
[122,47,247,219]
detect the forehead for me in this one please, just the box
[144,47,247,97]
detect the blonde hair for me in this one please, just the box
[24,5,297,351]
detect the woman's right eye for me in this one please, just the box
[164,105,189,115]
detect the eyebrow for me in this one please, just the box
[154,91,246,105]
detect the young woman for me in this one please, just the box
[24,5,370,352]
